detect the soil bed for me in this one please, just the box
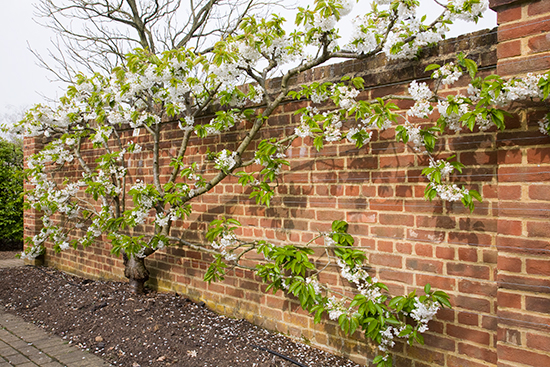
[0,266,362,367]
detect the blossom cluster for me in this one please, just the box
[211,232,238,261]
[410,297,440,332]
[214,150,238,172]
[433,183,469,202]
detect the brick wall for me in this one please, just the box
[23,0,550,365]
[490,0,550,366]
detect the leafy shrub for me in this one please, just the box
[0,138,23,248]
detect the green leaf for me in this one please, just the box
[470,189,482,202]
[425,63,441,72]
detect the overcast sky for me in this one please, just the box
[0,1,496,122]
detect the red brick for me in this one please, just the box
[458,343,497,364]
[498,255,522,272]
[370,225,404,239]
[316,210,345,221]
[458,311,479,326]
[499,14,550,42]
[405,346,445,365]
[435,246,455,260]
[348,157,378,170]
[498,273,550,293]
[379,213,414,226]
[527,147,550,164]
[448,231,492,246]
[526,332,550,352]
[482,315,497,331]
[497,3,522,24]
[497,235,550,255]
[528,33,550,54]
[447,325,490,345]
[377,240,393,252]
[422,333,455,351]
[529,185,550,200]
[497,40,522,59]
[329,185,344,196]
[447,355,491,367]
[408,229,445,243]
[416,274,456,291]
[528,0,550,16]
[396,242,412,254]
[458,248,478,262]
[458,279,497,297]
[415,243,433,257]
[526,258,550,275]
[417,215,456,229]
[498,344,550,366]
[498,53,550,75]
[497,185,522,200]
[405,200,444,214]
[395,185,413,197]
[498,309,550,332]
[361,185,376,196]
[497,219,523,236]
[499,166,550,182]
[448,134,493,151]
[498,149,522,164]
[377,185,394,197]
[369,253,402,268]
[495,202,550,219]
[459,218,497,233]
[527,220,550,237]
[344,185,360,196]
[379,155,415,168]
[346,211,376,223]
[447,263,491,280]
[379,268,414,284]
[482,184,498,198]
[526,295,550,313]
[461,150,498,166]
[372,170,406,184]
[406,258,443,273]
[370,199,403,211]
[311,171,338,184]
[315,158,345,170]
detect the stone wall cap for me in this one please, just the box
[489,0,530,10]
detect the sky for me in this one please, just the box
[0,1,497,123]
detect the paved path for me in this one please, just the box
[0,258,24,268]
[0,258,111,367]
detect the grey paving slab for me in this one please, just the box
[0,259,24,269]
[0,347,20,358]
[40,363,64,367]
[3,353,31,365]
[0,307,110,367]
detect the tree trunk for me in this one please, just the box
[123,253,149,294]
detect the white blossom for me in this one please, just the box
[433,183,468,201]
[215,150,238,171]
[433,62,462,85]
[538,117,550,135]
[410,297,440,324]
[408,81,432,101]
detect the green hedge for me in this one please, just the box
[0,138,23,249]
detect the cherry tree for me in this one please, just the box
[33,0,287,82]
[18,0,550,365]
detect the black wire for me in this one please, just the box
[250,344,309,367]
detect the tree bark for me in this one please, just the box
[123,253,149,294]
